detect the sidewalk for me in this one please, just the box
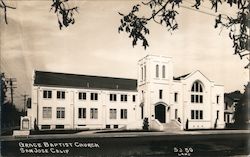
[1,129,249,141]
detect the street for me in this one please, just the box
[1,131,249,157]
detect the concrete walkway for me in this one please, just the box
[1,129,249,141]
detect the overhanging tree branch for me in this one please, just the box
[0,0,16,24]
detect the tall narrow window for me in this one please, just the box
[216,95,220,104]
[174,93,178,102]
[217,110,219,120]
[144,65,146,80]
[156,64,159,78]
[141,106,144,119]
[159,90,163,99]
[132,95,136,102]
[175,109,178,119]
[162,65,166,78]
[191,81,203,103]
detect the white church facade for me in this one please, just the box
[27,55,225,131]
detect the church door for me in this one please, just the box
[155,104,166,123]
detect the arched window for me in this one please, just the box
[191,81,203,103]
[162,65,166,78]
[156,64,159,78]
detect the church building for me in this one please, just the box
[27,55,225,131]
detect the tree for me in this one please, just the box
[1,0,78,29]
[118,0,249,61]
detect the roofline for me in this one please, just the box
[34,84,138,92]
[138,54,172,62]
[34,70,137,81]
[180,70,213,82]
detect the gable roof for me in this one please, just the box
[34,71,137,91]
[173,73,191,80]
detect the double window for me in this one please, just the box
[91,93,98,100]
[42,107,52,118]
[121,109,127,119]
[90,108,98,119]
[191,81,203,103]
[56,107,65,118]
[121,94,127,102]
[43,90,52,99]
[109,109,117,119]
[110,94,117,101]
[78,108,86,118]
[79,92,86,100]
[57,91,65,99]
[191,110,203,120]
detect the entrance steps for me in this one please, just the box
[162,120,181,132]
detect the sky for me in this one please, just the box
[0,0,249,110]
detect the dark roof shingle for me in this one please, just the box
[34,71,137,91]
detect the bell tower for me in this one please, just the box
[138,55,174,125]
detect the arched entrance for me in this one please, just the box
[155,104,166,123]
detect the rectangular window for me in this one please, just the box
[79,92,86,100]
[132,95,136,102]
[200,110,203,119]
[57,91,65,99]
[191,95,194,103]
[191,110,194,119]
[91,93,98,100]
[109,109,117,119]
[174,93,178,102]
[114,125,119,129]
[78,108,86,118]
[43,107,52,118]
[216,95,220,104]
[110,94,117,101]
[191,94,203,103]
[90,108,98,119]
[121,94,127,102]
[120,109,127,119]
[195,110,199,119]
[217,110,219,120]
[55,125,64,129]
[106,125,110,129]
[43,90,52,99]
[41,125,50,129]
[56,107,65,118]
[200,95,203,103]
[159,90,163,99]
[175,109,178,119]
[191,110,203,120]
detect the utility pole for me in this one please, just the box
[6,78,17,105]
[21,94,28,113]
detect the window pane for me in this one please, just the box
[196,110,199,119]
[191,95,194,103]
[156,64,159,78]
[191,110,194,119]
[200,110,203,119]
